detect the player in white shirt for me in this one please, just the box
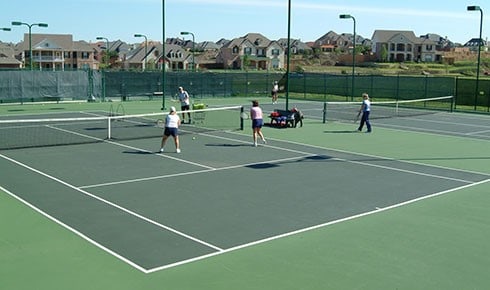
[160,106,182,153]
[357,93,372,133]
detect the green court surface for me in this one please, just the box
[1,99,490,290]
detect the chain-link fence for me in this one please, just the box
[0,70,488,112]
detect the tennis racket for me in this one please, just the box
[240,112,250,119]
[354,111,361,123]
[171,94,179,103]
[156,119,165,128]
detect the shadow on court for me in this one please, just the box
[205,143,252,147]
[324,130,359,134]
[245,154,332,170]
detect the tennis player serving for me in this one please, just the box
[160,106,181,153]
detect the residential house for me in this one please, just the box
[124,42,152,70]
[166,37,186,46]
[464,38,488,52]
[313,31,340,52]
[371,30,437,62]
[216,38,230,47]
[420,33,455,51]
[276,38,313,55]
[96,39,132,68]
[166,43,191,70]
[14,33,98,70]
[216,33,285,70]
[124,42,189,71]
[197,41,221,51]
[0,42,22,68]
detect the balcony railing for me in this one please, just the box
[31,56,64,62]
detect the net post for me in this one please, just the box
[240,106,244,130]
[322,102,327,123]
[107,117,111,139]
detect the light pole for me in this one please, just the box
[134,33,148,71]
[11,21,48,70]
[162,0,166,110]
[339,14,356,101]
[96,36,110,65]
[285,0,291,110]
[180,31,195,72]
[467,5,483,110]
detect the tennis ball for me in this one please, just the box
[192,137,196,140]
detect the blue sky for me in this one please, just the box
[0,0,487,45]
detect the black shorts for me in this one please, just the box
[164,127,178,137]
[181,104,190,111]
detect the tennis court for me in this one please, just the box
[1,99,490,288]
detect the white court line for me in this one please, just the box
[49,125,216,170]
[466,129,490,136]
[225,130,490,178]
[145,178,490,273]
[0,185,148,273]
[404,116,490,129]
[3,119,489,273]
[0,154,224,269]
[375,122,490,139]
[80,128,480,189]
[80,154,317,189]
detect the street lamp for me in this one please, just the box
[467,5,483,110]
[285,0,291,110]
[339,14,356,101]
[11,21,48,70]
[96,36,110,65]
[162,0,166,110]
[134,33,148,71]
[180,31,195,72]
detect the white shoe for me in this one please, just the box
[253,142,257,147]
[176,148,181,153]
[262,138,267,144]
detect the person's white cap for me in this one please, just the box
[170,106,176,112]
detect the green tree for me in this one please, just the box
[242,55,251,70]
[380,44,388,62]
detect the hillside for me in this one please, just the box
[291,53,490,77]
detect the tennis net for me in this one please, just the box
[0,105,243,150]
[322,96,454,123]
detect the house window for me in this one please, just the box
[244,47,252,55]
[396,43,405,51]
[81,52,89,59]
[426,45,433,51]
[271,49,280,56]
[64,51,71,58]
[232,46,239,54]
[390,43,395,51]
